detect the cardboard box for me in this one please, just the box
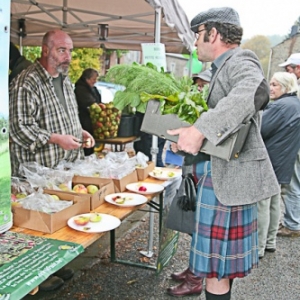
[112,170,138,192]
[136,161,155,181]
[141,100,251,161]
[71,176,115,210]
[12,190,90,234]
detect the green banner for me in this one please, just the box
[0,231,84,300]
[156,177,181,274]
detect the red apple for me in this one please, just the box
[73,215,90,226]
[73,184,88,194]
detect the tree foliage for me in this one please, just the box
[23,46,103,83]
[69,48,103,83]
[241,35,271,76]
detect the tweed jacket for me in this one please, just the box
[193,47,280,205]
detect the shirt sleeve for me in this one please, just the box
[9,86,51,152]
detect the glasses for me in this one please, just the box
[195,29,206,40]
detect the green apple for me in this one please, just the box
[89,213,102,223]
[50,194,60,200]
[87,185,99,194]
[16,193,27,199]
[59,183,71,192]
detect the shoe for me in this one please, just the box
[265,248,276,253]
[53,267,74,280]
[167,271,203,297]
[171,267,190,282]
[277,226,300,237]
[39,276,64,291]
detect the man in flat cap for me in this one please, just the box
[167,7,279,300]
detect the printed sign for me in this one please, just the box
[141,43,167,71]
[0,231,84,300]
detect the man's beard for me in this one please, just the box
[57,62,70,75]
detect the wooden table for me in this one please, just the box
[96,136,140,152]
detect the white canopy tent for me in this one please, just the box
[10,0,196,258]
[10,0,195,53]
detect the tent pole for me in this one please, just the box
[140,6,162,259]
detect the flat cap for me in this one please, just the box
[193,69,212,82]
[191,7,241,33]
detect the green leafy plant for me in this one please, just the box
[105,63,208,124]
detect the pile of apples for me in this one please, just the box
[89,102,122,139]
[58,183,99,195]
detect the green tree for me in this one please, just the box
[23,46,41,62]
[23,46,103,83]
[69,48,103,83]
[241,35,271,76]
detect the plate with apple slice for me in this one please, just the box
[149,168,182,181]
[126,182,164,195]
[105,193,148,207]
[67,213,121,233]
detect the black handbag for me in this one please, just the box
[176,173,197,212]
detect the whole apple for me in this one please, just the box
[73,184,88,194]
[50,194,60,200]
[87,185,99,194]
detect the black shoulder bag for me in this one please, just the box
[176,173,197,212]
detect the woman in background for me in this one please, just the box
[75,68,101,156]
[258,72,300,258]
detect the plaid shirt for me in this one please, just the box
[9,60,84,176]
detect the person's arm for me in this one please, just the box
[9,86,52,151]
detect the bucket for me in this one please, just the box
[117,114,135,137]
[133,112,144,137]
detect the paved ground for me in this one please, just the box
[22,207,300,300]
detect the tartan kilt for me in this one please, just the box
[189,161,259,280]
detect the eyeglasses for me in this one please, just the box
[195,29,206,40]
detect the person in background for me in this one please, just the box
[277,53,300,236]
[9,42,32,84]
[192,69,211,91]
[166,7,279,300]
[9,29,95,177]
[74,68,101,156]
[258,72,300,259]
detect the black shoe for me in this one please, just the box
[265,248,276,253]
[39,276,64,291]
[53,267,74,280]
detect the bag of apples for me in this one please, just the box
[90,102,122,140]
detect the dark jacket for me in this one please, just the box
[261,92,300,184]
[74,77,101,134]
[9,56,32,84]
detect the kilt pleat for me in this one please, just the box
[189,161,258,280]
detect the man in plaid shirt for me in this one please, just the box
[9,30,95,176]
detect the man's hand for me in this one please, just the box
[82,130,95,148]
[48,133,82,150]
[167,126,205,155]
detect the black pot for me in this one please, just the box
[117,114,136,137]
[133,113,144,137]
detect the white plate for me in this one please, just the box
[126,182,164,195]
[149,169,182,181]
[67,213,121,233]
[105,193,148,207]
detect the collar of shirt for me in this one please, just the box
[211,48,240,76]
